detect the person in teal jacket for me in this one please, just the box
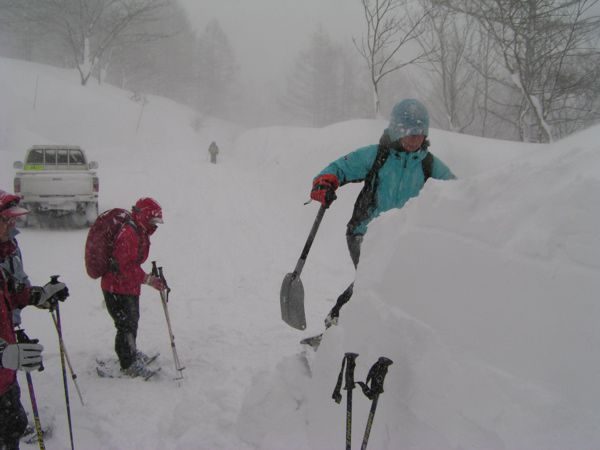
[310,99,455,327]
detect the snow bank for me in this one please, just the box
[239,125,600,449]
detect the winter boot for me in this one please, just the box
[122,359,156,380]
[135,351,158,366]
[325,282,353,328]
[324,308,339,328]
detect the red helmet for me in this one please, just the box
[0,190,29,218]
[132,197,163,233]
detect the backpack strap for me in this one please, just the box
[346,135,391,235]
[347,137,433,235]
[126,219,145,264]
[108,218,144,274]
[422,151,433,182]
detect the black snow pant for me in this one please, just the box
[0,383,28,450]
[103,291,140,370]
[328,234,363,321]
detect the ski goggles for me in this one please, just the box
[0,200,29,218]
[387,122,427,141]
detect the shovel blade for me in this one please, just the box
[280,272,306,330]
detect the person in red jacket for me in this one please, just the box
[0,190,69,450]
[101,198,166,378]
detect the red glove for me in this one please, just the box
[310,174,339,207]
[144,274,167,291]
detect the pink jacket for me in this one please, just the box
[100,222,150,296]
[0,240,31,395]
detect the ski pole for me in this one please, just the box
[18,328,46,450]
[357,356,393,450]
[50,311,84,406]
[158,266,185,380]
[25,372,46,450]
[332,352,359,450]
[152,262,185,380]
[52,298,75,450]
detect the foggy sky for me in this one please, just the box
[178,0,364,86]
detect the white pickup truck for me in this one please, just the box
[13,145,99,227]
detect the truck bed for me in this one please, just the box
[18,170,96,199]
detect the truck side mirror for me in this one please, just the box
[88,161,99,169]
[13,161,23,169]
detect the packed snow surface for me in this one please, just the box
[1,58,599,449]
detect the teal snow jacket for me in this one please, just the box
[316,143,455,236]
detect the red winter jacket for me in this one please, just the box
[0,240,31,395]
[100,222,150,296]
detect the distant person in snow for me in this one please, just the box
[208,141,219,164]
[98,198,166,379]
[0,190,69,450]
[309,99,456,328]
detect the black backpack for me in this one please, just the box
[346,136,433,235]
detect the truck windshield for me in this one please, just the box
[57,150,68,164]
[69,150,85,165]
[25,148,86,167]
[26,149,44,164]
[45,150,57,164]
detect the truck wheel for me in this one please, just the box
[16,215,28,228]
[72,211,87,228]
[86,203,99,226]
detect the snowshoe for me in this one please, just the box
[96,357,160,381]
[123,359,159,380]
[300,333,323,351]
[135,351,159,366]
[23,422,52,444]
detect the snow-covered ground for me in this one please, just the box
[1,57,599,449]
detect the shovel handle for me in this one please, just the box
[294,205,327,275]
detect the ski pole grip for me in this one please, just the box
[332,352,359,403]
[158,267,171,298]
[357,356,393,399]
[370,357,393,396]
[151,261,158,277]
[158,267,170,288]
[344,352,359,391]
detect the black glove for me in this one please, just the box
[30,281,69,309]
[15,329,39,344]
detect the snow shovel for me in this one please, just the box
[280,204,327,330]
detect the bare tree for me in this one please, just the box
[4,0,172,86]
[437,0,600,142]
[354,0,432,117]
[417,2,480,132]
[338,43,374,121]
[470,25,497,137]
[416,3,518,138]
[104,1,197,105]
